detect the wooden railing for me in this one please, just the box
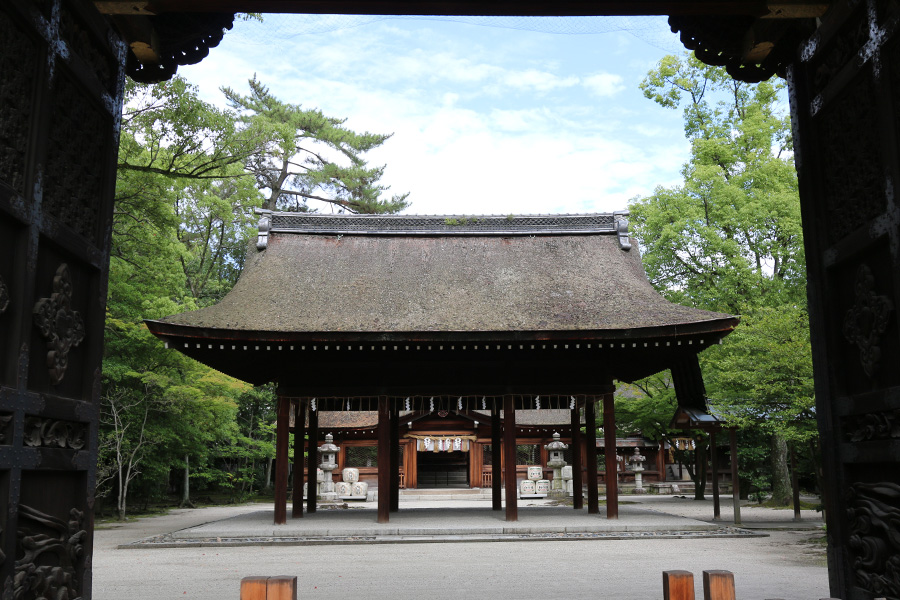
[482,471,492,488]
[399,471,405,489]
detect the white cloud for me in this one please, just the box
[179,18,690,217]
[582,72,625,97]
[498,69,580,92]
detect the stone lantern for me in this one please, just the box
[318,433,340,501]
[545,432,568,495]
[629,447,646,494]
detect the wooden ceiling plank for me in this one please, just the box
[95,0,779,16]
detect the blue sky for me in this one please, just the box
[179,15,691,216]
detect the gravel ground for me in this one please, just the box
[91,497,829,600]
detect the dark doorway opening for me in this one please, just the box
[417,451,469,488]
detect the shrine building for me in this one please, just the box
[146,211,739,523]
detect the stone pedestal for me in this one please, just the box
[318,434,340,502]
[629,447,646,494]
[545,432,569,497]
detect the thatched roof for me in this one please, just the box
[149,212,735,336]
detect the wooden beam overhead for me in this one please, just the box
[94,0,827,17]
[761,2,829,18]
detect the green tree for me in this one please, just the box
[629,53,814,505]
[615,376,710,499]
[705,305,817,504]
[114,77,265,312]
[223,77,410,214]
[633,53,805,315]
[104,74,411,510]
[104,78,264,509]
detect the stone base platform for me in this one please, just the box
[117,502,764,548]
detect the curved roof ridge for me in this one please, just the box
[255,210,632,240]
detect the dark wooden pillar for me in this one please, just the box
[584,397,600,515]
[377,396,390,523]
[602,393,618,518]
[274,395,290,525]
[389,400,400,512]
[503,395,518,521]
[571,402,584,510]
[710,430,720,521]
[292,399,304,518]
[306,404,318,514]
[491,402,502,510]
[729,428,741,526]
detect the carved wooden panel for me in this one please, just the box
[0,218,25,389]
[0,0,124,597]
[790,1,900,598]
[817,70,886,245]
[831,248,900,397]
[16,471,90,600]
[42,73,108,247]
[0,8,39,197]
[58,3,118,95]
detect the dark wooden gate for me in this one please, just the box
[789,2,900,598]
[0,0,124,597]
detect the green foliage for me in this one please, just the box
[632,53,804,315]
[102,74,408,510]
[705,305,816,443]
[615,375,677,441]
[223,76,410,214]
[627,54,816,501]
[615,376,710,498]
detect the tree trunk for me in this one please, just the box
[118,470,130,521]
[180,454,194,508]
[117,475,126,522]
[265,457,273,490]
[770,433,792,505]
[693,444,707,500]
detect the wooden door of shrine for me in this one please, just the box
[789,2,900,598]
[0,0,125,597]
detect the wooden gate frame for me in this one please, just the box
[2,2,899,599]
